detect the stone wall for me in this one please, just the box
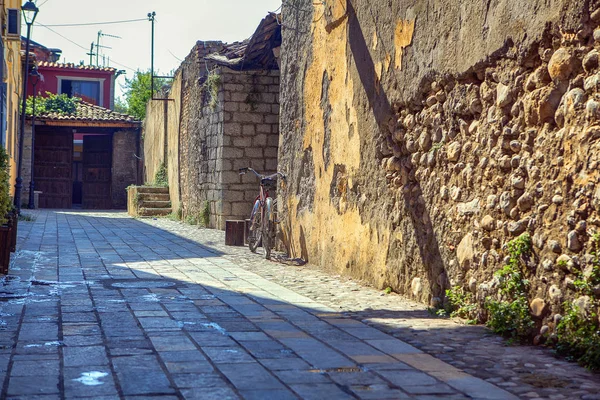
[111,130,139,208]
[143,40,280,229]
[279,0,600,332]
[218,69,280,228]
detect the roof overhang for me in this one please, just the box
[32,119,140,129]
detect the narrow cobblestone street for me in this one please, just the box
[0,211,599,399]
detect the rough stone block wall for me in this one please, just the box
[175,42,226,226]
[279,0,599,335]
[217,69,281,228]
[111,130,139,208]
[143,40,280,229]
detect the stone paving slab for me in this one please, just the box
[0,210,597,399]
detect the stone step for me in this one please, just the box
[139,193,170,202]
[139,200,171,208]
[137,186,170,194]
[138,207,172,217]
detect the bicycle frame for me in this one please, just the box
[240,167,285,259]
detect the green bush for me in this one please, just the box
[26,92,80,116]
[445,286,477,324]
[154,162,168,187]
[554,233,600,371]
[555,302,600,371]
[200,201,210,227]
[0,146,11,225]
[485,233,535,342]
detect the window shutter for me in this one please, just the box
[7,9,19,36]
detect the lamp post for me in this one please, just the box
[14,1,39,213]
[27,66,40,209]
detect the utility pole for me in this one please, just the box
[96,30,101,66]
[87,43,95,66]
[148,11,156,99]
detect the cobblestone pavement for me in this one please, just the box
[0,211,598,400]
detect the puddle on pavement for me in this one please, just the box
[308,367,364,374]
[0,292,30,301]
[1,275,21,285]
[73,371,108,386]
[101,279,181,290]
[25,341,64,348]
[202,322,227,335]
[111,281,178,289]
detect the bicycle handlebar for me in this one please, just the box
[239,167,286,183]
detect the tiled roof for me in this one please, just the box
[203,13,281,70]
[35,101,140,125]
[37,61,116,72]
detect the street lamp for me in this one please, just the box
[14,1,39,213]
[27,66,40,209]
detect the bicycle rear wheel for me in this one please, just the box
[248,200,262,253]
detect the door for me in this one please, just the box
[82,135,112,209]
[34,129,73,208]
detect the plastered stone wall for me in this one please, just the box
[279,0,600,333]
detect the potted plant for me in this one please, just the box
[0,146,13,274]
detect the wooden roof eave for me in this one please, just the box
[34,119,141,129]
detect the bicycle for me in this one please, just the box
[239,167,286,259]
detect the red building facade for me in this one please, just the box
[27,62,116,109]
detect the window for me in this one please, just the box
[1,83,6,148]
[61,79,101,105]
[7,9,19,36]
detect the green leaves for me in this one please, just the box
[119,70,171,120]
[154,162,168,187]
[25,92,80,116]
[0,146,10,224]
[555,232,600,371]
[485,233,534,342]
[445,286,477,323]
[556,303,600,371]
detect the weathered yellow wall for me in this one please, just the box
[282,0,391,287]
[279,0,593,309]
[142,71,182,212]
[166,73,181,214]
[3,0,23,197]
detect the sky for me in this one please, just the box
[29,0,282,99]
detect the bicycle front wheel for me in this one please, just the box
[248,200,262,253]
[263,197,275,259]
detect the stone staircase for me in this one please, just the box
[128,186,172,217]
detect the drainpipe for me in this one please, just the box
[163,99,168,167]
[177,69,184,208]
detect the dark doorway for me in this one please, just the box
[72,161,83,206]
[34,129,73,208]
[82,135,112,209]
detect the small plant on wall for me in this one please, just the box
[485,233,535,343]
[0,146,11,224]
[204,71,221,110]
[154,162,168,187]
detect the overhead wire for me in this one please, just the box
[35,23,137,72]
[36,18,147,27]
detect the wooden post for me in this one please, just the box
[225,220,245,246]
[244,219,251,245]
